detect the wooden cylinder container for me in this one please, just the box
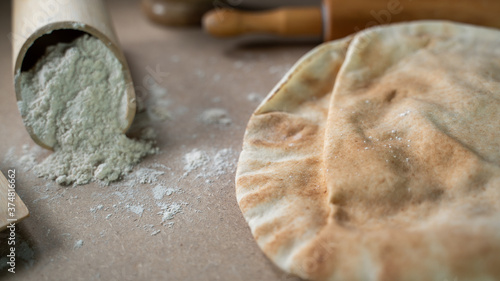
[12,0,136,150]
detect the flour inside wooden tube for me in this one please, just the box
[17,34,156,185]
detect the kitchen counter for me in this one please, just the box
[0,0,317,280]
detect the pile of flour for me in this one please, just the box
[17,35,156,185]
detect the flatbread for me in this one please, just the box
[236,21,500,281]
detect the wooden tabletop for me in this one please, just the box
[0,0,317,280]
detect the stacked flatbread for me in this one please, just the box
[236,21,500,280]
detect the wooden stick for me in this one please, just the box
[0,171,29,232]
[203,7,323,38]
[203,0,500,41]
[12,0,136,151]
[324,0,500,40]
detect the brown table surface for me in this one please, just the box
[0,0,317,280]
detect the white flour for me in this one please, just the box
[200,108,232,125]
[152,185,178,200]
[15,144,42,172]
[73,240,84,249]
[157,202,185,222]
[127,204,145,217]
[134,168,165,184]
[247,92,263,103]
[17,35,156,185]
[212,148,234,177]
[183,149,209,175]
[182,148,236,179]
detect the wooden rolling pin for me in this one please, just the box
[12,0,136,150]
[203,0,500,41]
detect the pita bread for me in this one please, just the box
[236,21,500,281]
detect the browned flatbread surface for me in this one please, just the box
[236,21,500,281]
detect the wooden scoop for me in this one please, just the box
[0,171,29,232]
[12,0,136,151]
[203,0,500,41]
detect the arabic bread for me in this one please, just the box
[236,21,500,280]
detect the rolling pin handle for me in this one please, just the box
[202,7,323,38]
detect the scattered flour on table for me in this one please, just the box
[90,204,103,213]
[119,166,167,190]
[96,164,186,227]
[183,148,236,179]
[150,230,161,236]
[140,127,157,140]
[17,34,156,186]
[74,240,84,249]
[141,77,171,121]
[247,92,263,103]
[183,149,209,175]
[149,81,168,97]
[18,145,41,171]
[150,163,170,170]
[200,108,232,125]
[127,204,145,217]
[147,100,171,121]
[157,202,186,222]
[135,168,165,184]
[212,149,235,176]
[153,147,238,224]
[3,145,43,172]
[152,185,178,200]
[97,147,236,229]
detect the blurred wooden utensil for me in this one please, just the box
[142,0,213,26]
[0,171,29,232]
[203,0,500,41]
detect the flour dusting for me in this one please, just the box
[158,202,185,222]
[127,204,145,217]
[247,92,263,103]
[212,149,234,176]
[134,168,165,184]
[182,148,236,179]
[152,185,178,200]
[74,240,84,249]
[200,108,232,125]
[183,149,209,174]
[17,35,156,185]
[4,145,43,172]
